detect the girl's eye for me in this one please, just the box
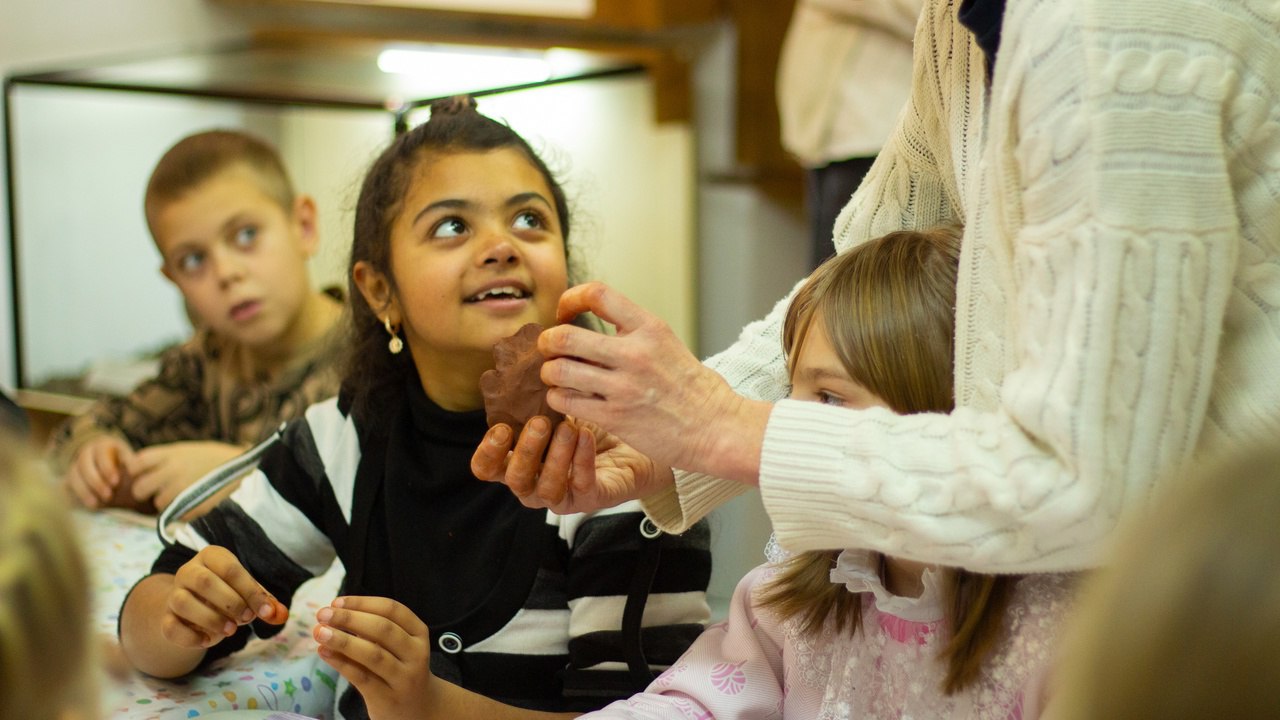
[817,391,846,407]
[176,252,205,275]
[433,218,468,239]
[513,211,544,231]
[233,225,258,248]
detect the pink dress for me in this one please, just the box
[583,548,1076,719]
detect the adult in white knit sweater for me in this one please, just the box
[473,0,1280,574]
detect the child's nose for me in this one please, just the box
[211,247,247,285]
[479,235,520,267]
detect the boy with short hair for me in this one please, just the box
[50,129,345,515]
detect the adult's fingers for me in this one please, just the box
[90,445,120,486]
[471,424,513,483]
[555,282,652,334]
[504,417,554,500]
[127,460,169,502]
[84,449,120,502]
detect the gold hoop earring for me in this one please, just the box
[384,316,404,355]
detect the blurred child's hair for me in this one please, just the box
[1048,441,1280,719]
[144,129,296,236]
[758,224,1019,694]
[344,95,577,414]
[0,436,95,720]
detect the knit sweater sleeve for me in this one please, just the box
[761,0,1276,572]
[643,0,964,534]
[653,0,1280,573]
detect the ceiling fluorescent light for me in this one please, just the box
[377,48,553,89]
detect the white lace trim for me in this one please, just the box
[829,548,945,623]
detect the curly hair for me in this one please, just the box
[342,96,580,420]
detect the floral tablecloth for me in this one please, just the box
[80,509,343,719]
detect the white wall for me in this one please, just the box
[688,25,810,619]
[2,7,696,390]
[8,87,287,386]
[0,0,248,388]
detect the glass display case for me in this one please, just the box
[5,37,662,396]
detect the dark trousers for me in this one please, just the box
[806,155,876,271]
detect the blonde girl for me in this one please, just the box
[580,226,1075,719]
[0,436,96,720]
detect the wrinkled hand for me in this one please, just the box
[541,282,764,481]
[164,546,288,649]
[471,415,672,514]
[314,596,432,720]
[125,441,247,510]
[63,436,134,508]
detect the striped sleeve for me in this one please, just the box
[558,501,712,691]
[144,398,355,661]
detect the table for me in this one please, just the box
[80,509,345,719]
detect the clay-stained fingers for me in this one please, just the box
[172,547,287,634]
[503,417,553,500]
[162,585,241,648]
[471,424,514,483]
[533,420,579,508]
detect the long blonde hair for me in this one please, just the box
[757,225,1018,694]
[1049,442,1280,718]
[0,437,96,720]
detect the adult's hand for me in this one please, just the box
[471,415,672,514]
[541,282,771,485]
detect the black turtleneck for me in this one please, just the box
[370,377,549,628]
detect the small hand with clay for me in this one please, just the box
[163,545,289,649]
[472,415,667,515]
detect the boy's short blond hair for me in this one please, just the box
[0,436,96,720]
[143,129,296,239]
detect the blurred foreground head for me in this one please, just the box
[0,436,95,720]
[1048,441,1280,719]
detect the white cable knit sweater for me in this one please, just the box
[645,0,1280,573]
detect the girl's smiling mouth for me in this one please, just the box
[465,284,531,303]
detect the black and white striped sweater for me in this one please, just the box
[147,381,712,719]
